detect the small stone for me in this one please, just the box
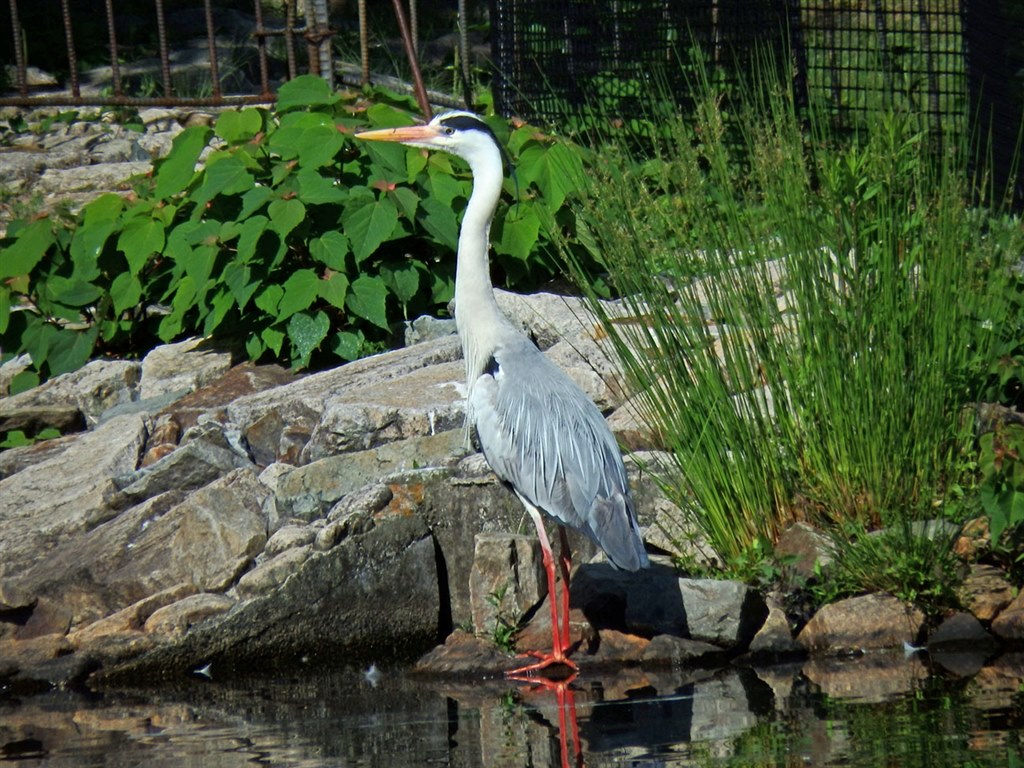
[412,629,512,676]
[327,483,394,522]
[748,592,802,656]
[584,628,651,664]
[144,593,235,639]
[774,522,834,581]
[69,584,198,646]
[235,546,312,599]
[265,525,317,558]
[0,633,72,675]
[992,591,1024,641]
[959,564,1015,622]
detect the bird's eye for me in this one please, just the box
[443,127,455,136]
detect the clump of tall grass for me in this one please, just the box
[561,51,1020,568]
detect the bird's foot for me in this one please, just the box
[505,650,579,680]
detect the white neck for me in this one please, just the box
[453,142,513,390]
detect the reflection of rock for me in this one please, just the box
[802,652,929,703]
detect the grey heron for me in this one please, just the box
[356,112,649,675]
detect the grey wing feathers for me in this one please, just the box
[470,337,649,571]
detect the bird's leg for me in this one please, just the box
[506,505,578,677]
[557,525,574,657]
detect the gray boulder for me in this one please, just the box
[797,594,925,654]
[100,511,440,679]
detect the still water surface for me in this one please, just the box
[2,652,1022,766]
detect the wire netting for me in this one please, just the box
[490,1,970,143]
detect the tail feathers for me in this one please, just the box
[588,494,650,571]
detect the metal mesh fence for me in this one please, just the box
[490,0,970,142]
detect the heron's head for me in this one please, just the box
[355,111,506,172]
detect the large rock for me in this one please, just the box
[100,511,441,679]
[468,532,546,635]
[302,360,467,460]
[226,334,463,459]
[797,594,925,654]
[0,359,140,427]
[138,338,234,400]
[570,562,768,650]
[271,429,466,520]
[3,468,267,630]
[0,413,148,596]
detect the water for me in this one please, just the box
[2,652,1022,767]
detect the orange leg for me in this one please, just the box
[557,526,574,656]
[506,506,578,677]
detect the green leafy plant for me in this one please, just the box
[809,522,964,616]
[485,584,523,653]
[979,423,1024,553]
[0,77,586,384]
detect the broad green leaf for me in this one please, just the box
[429,270,455,305]
[222,261,258,310]
[310,231,349,270]
[494,204,541,261]
[0,285,9,333]
[9,369,40,395]
[82,193,124,226]
[215,107,263,144]
[245,334,265,361]
[320,271,348,309]
[276,74,339,111]
[269,113,344,168]
[516,143,582,208]
[262,326,285,356]
[381,261,421,313]
[154,126,213,199]
[49,276,103,307]
[342,195,398,264]
[238,186,273,219]
[267,198,306,240]
[117,217,166,275]
[278,268,320,319]
[346,275,390,330]
[419,197,459,250]
[287,310,330,365]
[21,318,57,367]
[296,168,346,204]
[0,219,54,278]
[389,186,420,221]
[426,171,465,209]
[193,154,254,207]
[255,283,283,315]
[333,329,364,361]
[69,221,113,282]
[365,102,417,128]
[46,325,98,376]
[205,288,236,334]
[236,215,269,262]
[110,272,143,314]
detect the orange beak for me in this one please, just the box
[354,124,442,144]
